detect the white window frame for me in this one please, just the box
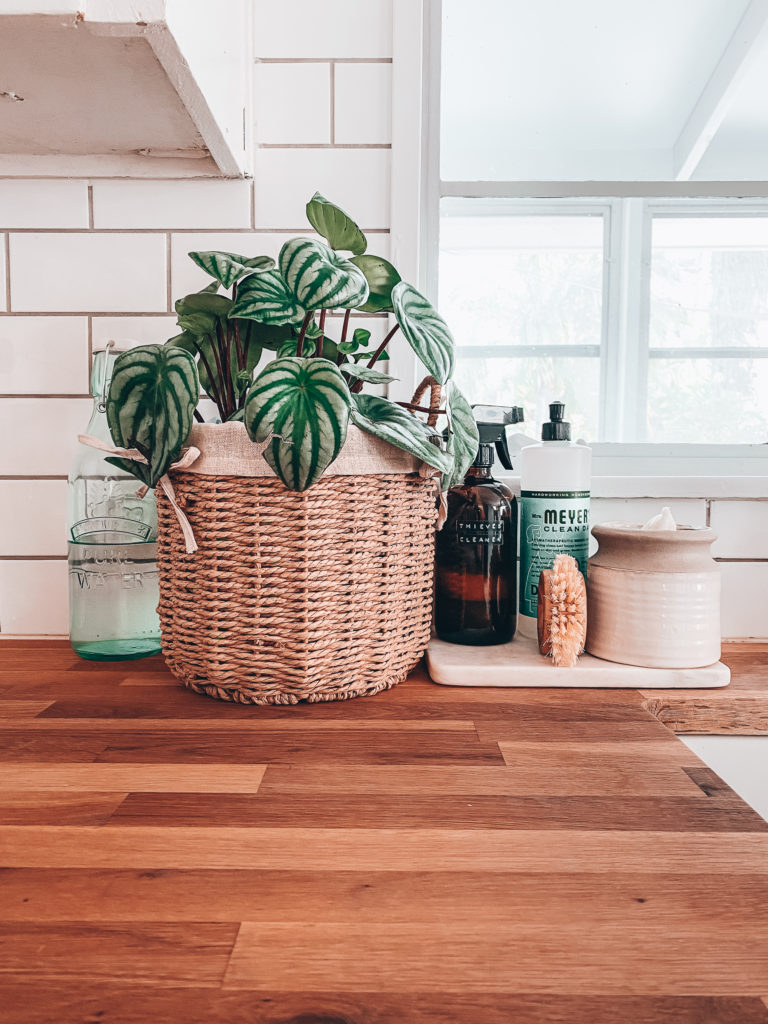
[389,0,768,486]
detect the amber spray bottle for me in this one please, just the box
[435,406,523,645]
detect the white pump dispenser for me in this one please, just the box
[518,402,591,638]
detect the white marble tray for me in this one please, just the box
[426,634,730,689]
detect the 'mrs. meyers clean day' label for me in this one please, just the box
[519,490,590,618]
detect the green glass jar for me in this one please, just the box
[67,347,161,660]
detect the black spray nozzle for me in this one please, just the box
[470,404,525,470]
[542,401,571,441]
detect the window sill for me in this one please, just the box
[499,474,768,499]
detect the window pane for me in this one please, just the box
[453,355,600,443]
[650,217,768,349]
[439,200,603,440]
[647,356,768,443]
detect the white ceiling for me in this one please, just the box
[441,0,768,182]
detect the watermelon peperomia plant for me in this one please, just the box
[106,193,479,492]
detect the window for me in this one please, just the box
[424,0,768,452]
[439,199,768,443]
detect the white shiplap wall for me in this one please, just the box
[0,0,765,638]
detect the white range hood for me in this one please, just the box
[0,1,251,177]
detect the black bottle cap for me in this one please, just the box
[542,401,571,441]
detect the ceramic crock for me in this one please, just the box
[585,522,721,669]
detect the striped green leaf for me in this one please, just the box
[279,238,369,311]
[306,193,367,255]
[175,291,233,337]
[443,382,480,490]
[106,345,198,488]
[350,254,401,313]
[392,281,455,385]
[342,364,397,385]
[244,357,351,491]
[228,269,306,325]
[189,251,274,289]
[351,394,451,473]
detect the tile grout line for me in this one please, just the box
[250,180,256,231]
[87,315,93,384]
[0,226,391,234]
[257,57,393,64]
[261,143,392,150]
[0,555,68,561]
[4,233,10,311]
[706,498,712,527]
[330,61,336,146]
[87,184,94,230]
[166,234,172,313]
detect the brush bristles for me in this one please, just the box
[549,554,587,668]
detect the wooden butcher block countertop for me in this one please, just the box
[0,639,767,1024]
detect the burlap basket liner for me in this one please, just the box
[156,422,439,704]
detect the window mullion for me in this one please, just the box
[605,198,651,441]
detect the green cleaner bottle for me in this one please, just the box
[518,402,591,638]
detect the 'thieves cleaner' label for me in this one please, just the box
[519,490,590,619]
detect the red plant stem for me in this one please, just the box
[340,308,351,345]
[233,320,245,372]
[396,401,447,416]
[366,323,400,369]
[296,312,313,357]
[195,339,225,418]
[193,408,205,423]
[317,309,326,359]
[231,282,245,373]
[215,320,235,416]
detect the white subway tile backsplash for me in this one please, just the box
[91,180,252,230]
[710,501,768,558]
[252,148,390,229]
[92,317,178,351]
[171,232,301,298]
[253,0,392,58]
[0,317,89,394]
[334,63,392,144]
[0,398,92,475]
[0,181,88,229]
[0,560,68,634]
[0,481,67,557]
[720,562,768,638]
[10,234,168,313]
[255,63,331,144]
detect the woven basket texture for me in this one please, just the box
[156,470,437,704]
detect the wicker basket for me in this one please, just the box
[155,387,442,704]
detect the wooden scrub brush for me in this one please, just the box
[537,554,587,668]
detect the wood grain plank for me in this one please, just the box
[0,763,266,793]
[0,701,54,718]
[89,732,505,765]
[0,717,478,732]
[643,694,768,735]
[3,869,767,925]
[257,764,701,796]
[1,826,767,872]
[0,792,127,825]
[492,744,706,797]
[1,985,765,1024]
[106,792,767,831]
[0,923,238,986]
[223,919,768,994]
